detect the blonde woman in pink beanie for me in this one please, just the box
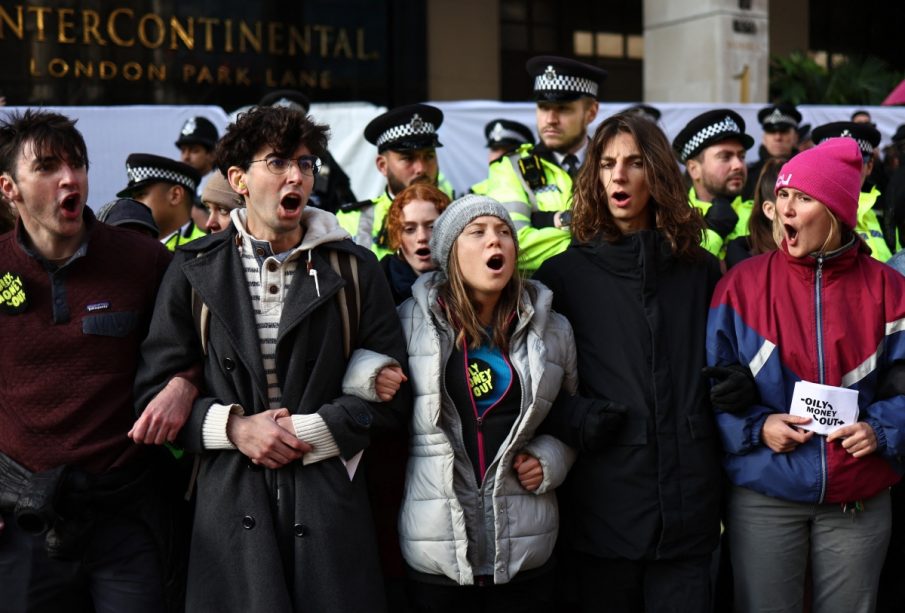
[707,137,905,613]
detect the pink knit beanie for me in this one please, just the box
[774,137,862,228]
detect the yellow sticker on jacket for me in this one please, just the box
[0,272,27,314]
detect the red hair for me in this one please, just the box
[385,183,450,250]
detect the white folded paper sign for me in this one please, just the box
[789,381,859,435]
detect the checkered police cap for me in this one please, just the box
[365,104,444,152]
[534,67,598,98]
[526,56,607,102]
[673,109,755,163]
[811,121,881,158]
[485,119,534,149]
[375,114,437,148]
[116,153,201,198]
[757,104,802,130]
[174,116,218,149]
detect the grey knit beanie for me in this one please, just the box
[429,194,518,275]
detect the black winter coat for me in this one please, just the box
[134,224,410,612]
[534,230,722,561]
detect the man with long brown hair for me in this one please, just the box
[534,113,727,612]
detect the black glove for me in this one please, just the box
[703,197,739,238]
[702,364,759,414]
[876,361,905,400]
[580,400,629,452]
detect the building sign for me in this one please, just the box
[0,0,388,108]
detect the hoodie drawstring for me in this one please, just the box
[307,249,320,297]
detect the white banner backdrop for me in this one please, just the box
[4,101,905,209]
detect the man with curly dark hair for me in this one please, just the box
[135,105,411,612]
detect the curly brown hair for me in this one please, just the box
[571,113,705,260]
[385,183,450,251]
[215,106,328,173]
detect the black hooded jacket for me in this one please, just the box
[534,230,723,560]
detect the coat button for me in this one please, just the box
[268,285,279,294]
[255,247,265,257]
[293,523,308,537]
[242,515,255,530]
[223,357,235,371]
[355,412,372,427]
[267,261,278,272]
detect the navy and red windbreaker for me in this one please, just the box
[707,240,905,504]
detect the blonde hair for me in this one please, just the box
[817,206,842,254]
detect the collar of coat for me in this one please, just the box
[575,230,678,279]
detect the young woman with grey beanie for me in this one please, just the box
[345,193,578,610]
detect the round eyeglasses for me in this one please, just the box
[250,155,321,176]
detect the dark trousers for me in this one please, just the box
[878,480,905,613]
[407,569,555,613]
[0,512,165,613]
[572,552,712,613]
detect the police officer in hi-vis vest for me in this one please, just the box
[470,119,535,195]
[336,104,453,260]
[811,121,892,262]
[482,55,606,273]
[672,110,755,260]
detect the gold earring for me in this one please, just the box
[238,181,246,190]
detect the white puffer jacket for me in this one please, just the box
[395,273,577,585]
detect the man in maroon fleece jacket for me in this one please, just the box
[0,110,174,612]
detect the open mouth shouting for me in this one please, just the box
[486,253,505,271]
[784,223,799,246]
[279,192,304,215]
[60,192,82,218]
[610,190,631,207]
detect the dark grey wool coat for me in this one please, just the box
[135,221,410,613]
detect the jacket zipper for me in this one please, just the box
[815,255,827,503]
[464,345,515,482]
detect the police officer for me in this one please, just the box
[811,121,892,261]
[482,55,606,273]
[470,119,535,194]
[175,116,218,186]
[884,125,905,251]
[96,197,160,239]
[742,103,801,200]
[673,109,755,259]
[619,103,661,123]
[117,153,205,251]
[336,103,452,259]
[258,89,356,214]
[175,116,219,229]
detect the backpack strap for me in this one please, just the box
[190,248,361,362]
[182,248,360,500]
[328,249,361,360]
